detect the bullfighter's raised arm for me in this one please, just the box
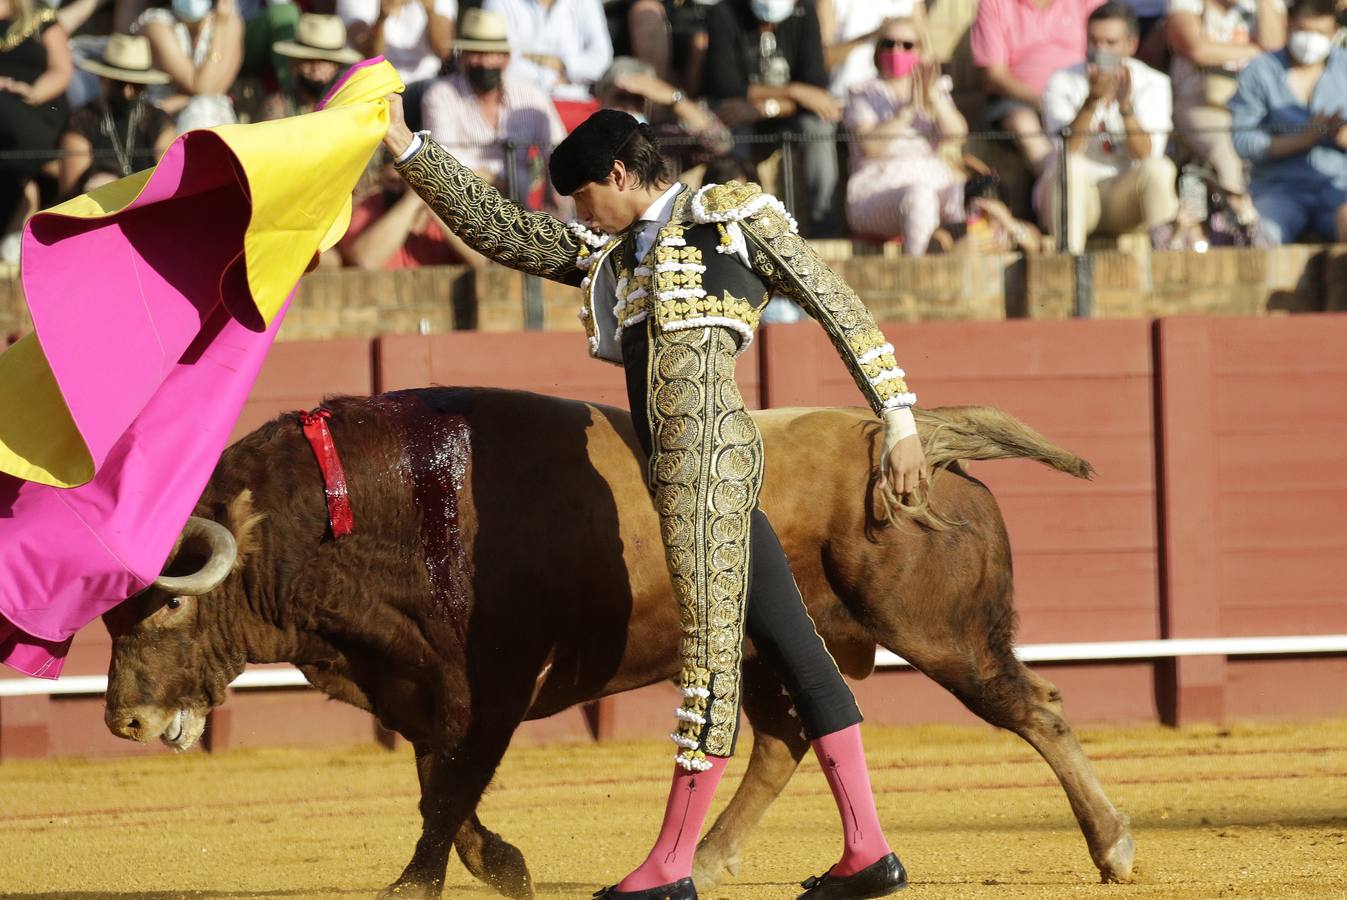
[389,105,585,286]
[687,182,919,460]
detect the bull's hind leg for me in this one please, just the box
[916,647,1135,883]
[1010,666,1135,883]
[693,657,811,889]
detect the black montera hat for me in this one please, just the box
[549,109,645,196]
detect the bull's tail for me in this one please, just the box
[877,406,1093,530]
[917,405,1094,480]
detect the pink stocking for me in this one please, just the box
[813,724,892,877]
[616,756,729,891]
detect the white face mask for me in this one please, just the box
[750,0,797,25]
[1288,30,1332,66]
[173,0,213,23]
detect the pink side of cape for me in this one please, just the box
[0,130,292,679]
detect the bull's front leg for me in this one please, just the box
[453,812,534,899]
[381,734,514,899]
[693,658,811,889]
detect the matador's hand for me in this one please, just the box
[382,92,414,157]
[878,409,925,497]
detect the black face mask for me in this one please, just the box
[465,64,503,93]
[105,88,139,114]
[297,75,331,100]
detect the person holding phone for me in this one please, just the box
[843,17,968,253]
[1035,0,1179,253]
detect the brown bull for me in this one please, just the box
[103,388,1134,898]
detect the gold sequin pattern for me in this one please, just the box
[743,206,912,414]
[646,321,763,763]
[397,139,584,284]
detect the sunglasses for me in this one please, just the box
[878,39,918,50]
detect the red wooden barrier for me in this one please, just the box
[6,316,1347,759]
[759,318,1165,724]
[1157,314,1347,723]
[377,330,761,409]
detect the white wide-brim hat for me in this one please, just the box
[75,34,171,85]
[273,14,362,64]
[453,8,512,53]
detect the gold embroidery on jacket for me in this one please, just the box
[742,204,915,412]
[397,139,584,283]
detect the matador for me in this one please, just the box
[384,102,921,900]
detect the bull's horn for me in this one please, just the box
[152,516,238,596]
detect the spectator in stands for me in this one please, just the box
[60,35,176,195]
[703,153,760,184]
[133,0,244,130]
[662,0,719,96]
[421,7,564,202]
[1230,0,1347,243]
[972,0,1103,178]
[817,0,925,98]
[1036,1,1178,253]
[341,151,486,268]
[0,0,72,263]
[1120,0,1166,40]
[483,0,613,103]
[267,13,360,117]
[594,55,734,174]
[702,0,842,236]
[843,17,967,253]
[1168,0,1285,235]
[601,0,675,82]
[342,0,453,83]
[340,0,455,130]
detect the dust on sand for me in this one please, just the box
[1,720,1345,898]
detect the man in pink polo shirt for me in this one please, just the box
[972,0,1105,176]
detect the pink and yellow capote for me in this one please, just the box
[0,59,403,678]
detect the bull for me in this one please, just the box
[102,387,1135,898]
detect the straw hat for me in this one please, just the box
[75,34,171,85]
[273,14,362,64]
[453,8,512,53]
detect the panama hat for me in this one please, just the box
[452,8,512,53]
[75,34,171,85]
[273,14,362,64]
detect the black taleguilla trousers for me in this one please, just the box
[622,320,861,765]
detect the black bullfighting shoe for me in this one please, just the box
[797,853,908,899]
[591,878,696,900]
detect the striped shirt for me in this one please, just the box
[421,71,567,199]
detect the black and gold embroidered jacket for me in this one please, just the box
[395,138,916,414]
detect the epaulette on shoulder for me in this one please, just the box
[690,181,799,233]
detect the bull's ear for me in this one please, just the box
[224,489,266,569]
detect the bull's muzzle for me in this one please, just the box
[106,704,196,748]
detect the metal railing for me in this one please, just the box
[6,117,1339,324]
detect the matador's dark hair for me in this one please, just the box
[549,109,672,196]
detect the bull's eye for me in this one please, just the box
[166,597,181,611]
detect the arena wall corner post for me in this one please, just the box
[1154,316,1227,726]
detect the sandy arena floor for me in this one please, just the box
[1,720,1345,899]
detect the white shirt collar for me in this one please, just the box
[635,182,684,230]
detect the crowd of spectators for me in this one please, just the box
[7,0,1347,268]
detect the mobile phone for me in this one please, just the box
[1092,49,1122,72]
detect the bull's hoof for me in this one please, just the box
[1096,831,1136,884]
[479,833,534,899]
[377,880,442,899]
[691,850,741,891]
